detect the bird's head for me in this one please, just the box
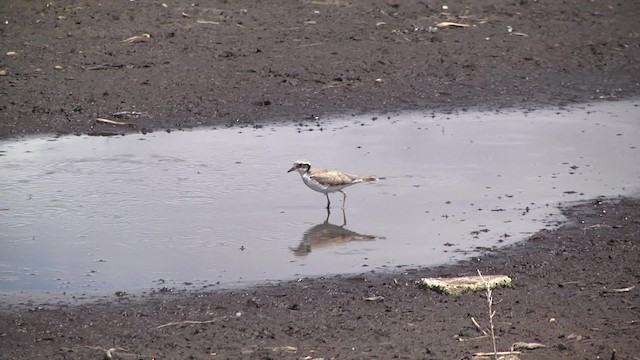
[288,160,311,174]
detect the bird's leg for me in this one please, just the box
[339,190,347,209]
[324,207,331,223]
[325,193,331,209]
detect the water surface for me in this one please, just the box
[0,99,638,297]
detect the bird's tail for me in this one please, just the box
[360,175,379,182]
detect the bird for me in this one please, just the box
[287,160,378,209]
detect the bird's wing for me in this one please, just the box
[309,171,359,186]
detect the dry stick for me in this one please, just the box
[478,269,498,360]
[474,351,521,357]
[609,285,635,293]
[471,316,489,336]
[96,118,131,126]
[155,315,228,329]
[459,334,489,342]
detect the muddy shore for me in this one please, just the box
[1,0,639,138]
[1,0,639,359]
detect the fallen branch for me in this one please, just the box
[419,274,512,295]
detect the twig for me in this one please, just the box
[96,118,132,126]
[436,22,470,28]
[471,316,488,335]
[474,351,521,356]
[459,334,489,342]
[197,20,220,25]
[155,315,228,329]
[602,285,635,293]
[581,224,612,234]
[478,270,498,360]
[122,33,151,43]
[84,63,124,71]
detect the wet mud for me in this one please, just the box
[1,0,639,138]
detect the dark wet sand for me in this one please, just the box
[1,0,639,138]
[1,0,639,359]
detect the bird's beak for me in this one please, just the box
[287,166,296,173]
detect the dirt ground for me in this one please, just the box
[1,0,639,359]
[1,0,639,138]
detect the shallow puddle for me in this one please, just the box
[1,99,638,297]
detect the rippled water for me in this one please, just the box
[0,99,638,297]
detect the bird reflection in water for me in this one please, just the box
[291,208,379,256]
